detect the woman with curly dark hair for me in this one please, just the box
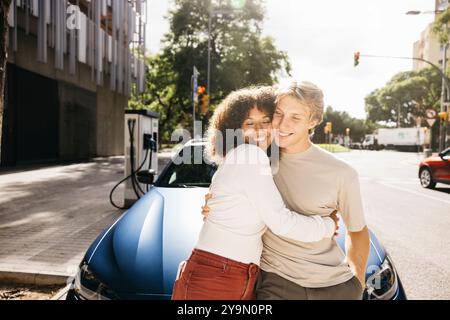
[171,86,338,301]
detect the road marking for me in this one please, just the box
[378,182,450,205]
[400,159,422,167]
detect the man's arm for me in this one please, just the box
[345,226,370,289]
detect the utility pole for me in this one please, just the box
[207,8,212,98]
[440,44,448,151]
[192,66,200,139]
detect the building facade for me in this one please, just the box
[1,0,147,167]
[413,0,450,71]
[412,23,444,71]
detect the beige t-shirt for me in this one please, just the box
[260,144,367,288]
[197,144,336,266]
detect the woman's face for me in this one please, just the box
[242,107,273,150]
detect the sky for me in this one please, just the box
[146,0,436,119]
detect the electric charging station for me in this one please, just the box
[123,110,159,208]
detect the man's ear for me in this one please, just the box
[309,119,319,131]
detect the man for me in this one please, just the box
[256,80,369,300]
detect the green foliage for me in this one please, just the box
[364,67,442,127]
[129,0,291,143]
[318,144,351,153]
[432,9,450,45]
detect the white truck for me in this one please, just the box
[364,128,431,151]
[362,134,379,150]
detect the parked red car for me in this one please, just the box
[419,147,450,189]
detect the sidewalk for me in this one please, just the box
[0,154,174,282]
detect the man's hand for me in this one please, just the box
[346,226,370,289]
[201,193,212,221]
[330,211,340,236]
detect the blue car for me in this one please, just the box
[66,140,407,300]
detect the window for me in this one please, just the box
[157,147,217,188]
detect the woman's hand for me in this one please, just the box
[201,193,213,221]
[330,211,340,236]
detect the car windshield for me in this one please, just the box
[156,146,217,188]
[443,148,450,158]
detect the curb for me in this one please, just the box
[51,284,71,300]
[0,271,69,286]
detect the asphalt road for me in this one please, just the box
[336,150,450,300]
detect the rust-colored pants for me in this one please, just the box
[171,249,260,300]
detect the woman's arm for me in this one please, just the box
[231,144,337,242]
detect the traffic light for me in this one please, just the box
[354,51,360,67]
[324,122,333,134]
[201,94,210,115]
[439,111,448,126]
[196,86,209,115]
[197,86,206,95]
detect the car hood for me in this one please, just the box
[84,187,386,298]
[423,156,443,163]
[84,187,206,297]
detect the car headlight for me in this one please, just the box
[74,262,118,300]
[365,256,398,300]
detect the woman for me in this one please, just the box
[171,87,339,300]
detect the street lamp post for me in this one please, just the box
[406,10,444,15]
[207,9,212,98]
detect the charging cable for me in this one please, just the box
[109,119,153,210]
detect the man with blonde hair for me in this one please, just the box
[255,80,370,300]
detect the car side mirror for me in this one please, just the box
[137,170,156,185]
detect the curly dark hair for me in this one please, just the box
[205,86,276,164]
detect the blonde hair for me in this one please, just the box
[276,80,325,133]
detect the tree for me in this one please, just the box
[129,54,183,143]
[432,8,450,45]
[313,106,377,144]
[130,0,291,143]
[0,0,12,162]
[365,67,442,127]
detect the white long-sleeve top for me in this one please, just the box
[195,144,336,265]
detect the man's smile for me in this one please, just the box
[279,131,294,138]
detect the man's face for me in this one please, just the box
[272,96,317,150]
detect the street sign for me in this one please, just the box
[427,119,437,127]
[192,66,201,138]
[193,66,200,104]
[426,109,437,119]
[425,109,437,127]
